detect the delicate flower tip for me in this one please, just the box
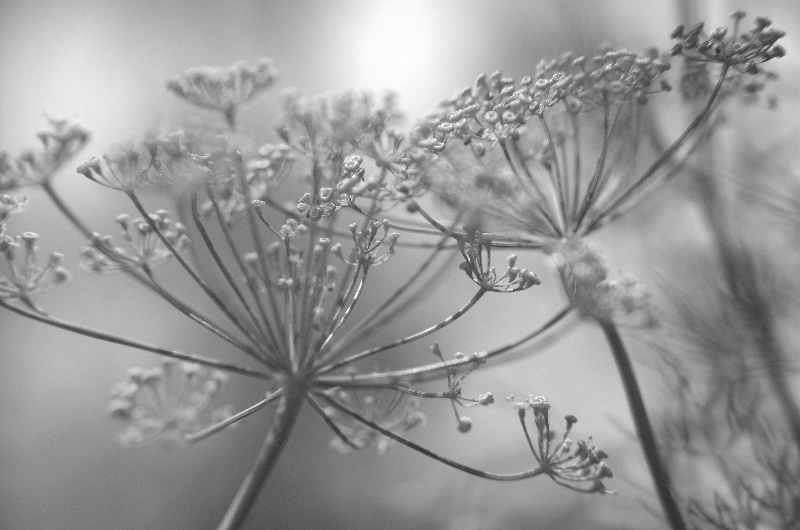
[456,416,473,433]
[2,118,90,189]
[0,231,69,301]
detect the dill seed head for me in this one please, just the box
[167,58,277,126]
[0,118,90,190]
[458,237,539,292]
[81,209,189,274]
[77,142,169,192]
[516,395,613,494]
[110,361,232,448]
[0,194,28,226]
[0,231,69,302]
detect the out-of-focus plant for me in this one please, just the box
[0,11,788,530]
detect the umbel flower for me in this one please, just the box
[387,12,785,530]
[0,56,600,530]
[167,57,278,128]
[408,13,785,252]
[0,13,786,527]
[0,117,89,191]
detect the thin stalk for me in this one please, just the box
[187,388,284,443]
[538,115,569,230]
[588,65,729,230]
[329,233,451,353]
[217,382,305,530]
[128,191,258,349]
[598,320,687,530]
[320,393,546,481]
[42,177,264,357]
[235,157,287,354]
[321,287,486,373]
[190,192,271,352]
[207,186,282,352]
[0,299,270,379]
[318,305,574,387]
[332,246,461,352]
[318,268,366,355]
[41,182,93,239]
[305,394,361,451]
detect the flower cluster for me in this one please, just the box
[0,118,89,190]
[197,143,294,223]
[514,395,613,493]
[415,48,670,155]
[0,194,27,228]
[458,238,539,292]
[430,343,495,433]
[77,142,168,192]
[671,14,785,68]
[167,58,277,126]
[334,219,399,268]
[109,361,232,448]
[0,232,69,304]
[81,210,189,273]
[671,12,786,102]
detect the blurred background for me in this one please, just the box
[1,1,799,529]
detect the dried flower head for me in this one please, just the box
[167,58,277,127]
[0,194,28,225]
[0,232,69,305]
[415,48,670,156]
[0,118,90,190]
[515,395,613,494]
[81,210,189,273]
[109,361,232,448]
[458,237,539,292]
[671,12,785,102]
[77,142,167,192]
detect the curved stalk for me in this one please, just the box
[217,382,305,530]
[598,320,687,530]
[320,288,486,373]
[318,305,574,387]
[319,393,546,481]
[0,299,270,379]
[187,388,284,444]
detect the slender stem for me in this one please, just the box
[586,65,729,232]
[329,234,451,353]
[128,191,258,350]
[190,192,271,352]
[321,288,486,373]
[217,382,305,530]
[41,182,93,239]
[332,245,460,352]
[0,299,270,380]
[598,320,687,530]
[318,305,574,387]
[208,186,282,353]
[320,392,545,481]
[187,388,284,443]
[41,177,265,358]
[305,394,361,451]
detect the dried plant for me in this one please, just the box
[0,11,790,530]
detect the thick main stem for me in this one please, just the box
[217,382,305,530]
[598,320,687,530]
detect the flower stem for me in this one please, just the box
[598,320,687,530]
[217,382,305,530]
